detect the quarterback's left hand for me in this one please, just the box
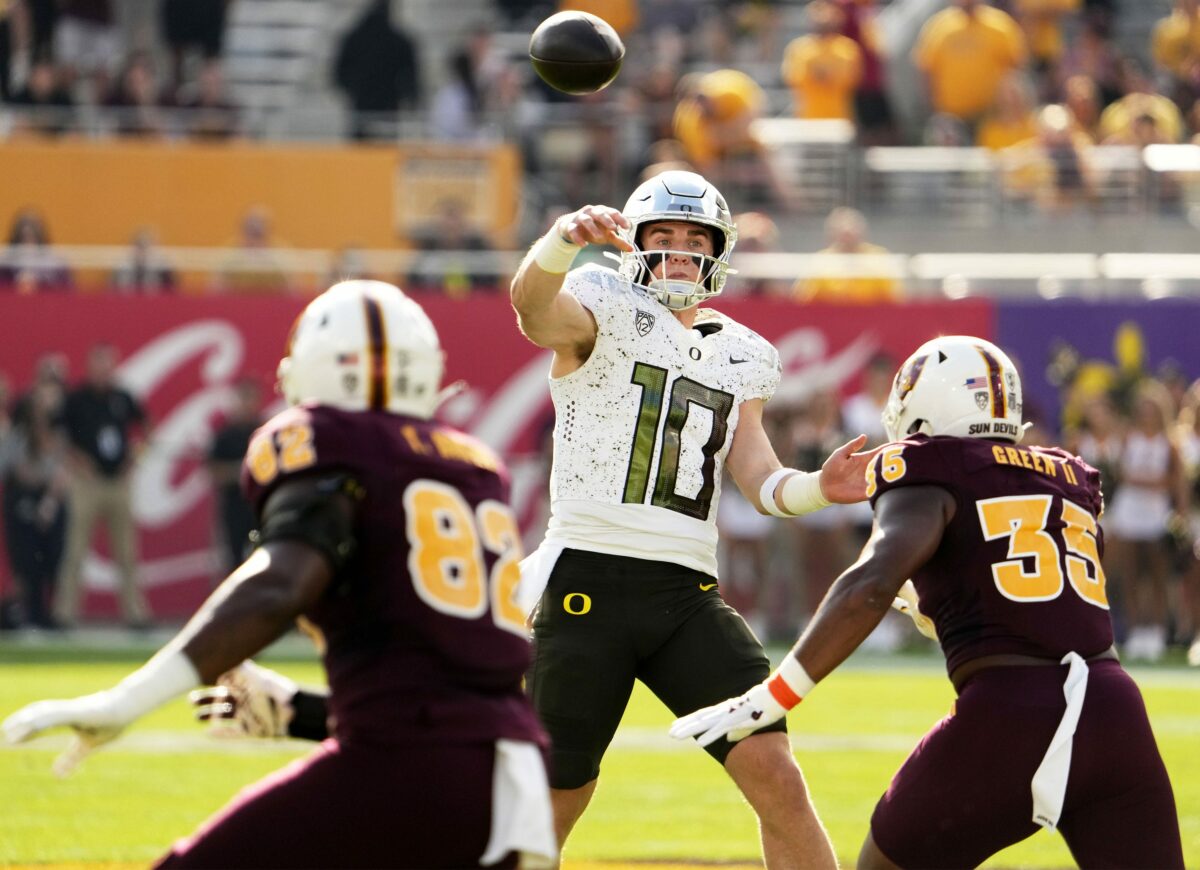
[669,682,788,748]
[2,691,131,777]
[818,435,883,504]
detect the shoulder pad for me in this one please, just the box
[867,436,958,506]
[562,263,626,308]
[241,405,357,510]
[706,313,780,402]
[565,264,664,339]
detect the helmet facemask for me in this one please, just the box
[619,224,734,311]
[614,170,738,311]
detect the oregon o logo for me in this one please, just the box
[563,593,592,615]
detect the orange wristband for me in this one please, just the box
[766,656,816,711]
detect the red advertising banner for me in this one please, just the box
[0,294,992,619]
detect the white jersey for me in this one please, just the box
[544,264,780,577]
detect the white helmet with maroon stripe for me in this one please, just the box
[278,280,445,419]
[882,335,1024,443]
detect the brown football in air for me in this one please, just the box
[529,11,625,95]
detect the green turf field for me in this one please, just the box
[1,645,1197,869]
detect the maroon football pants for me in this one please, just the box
[156,738,516,869]
[869,660,1182,869]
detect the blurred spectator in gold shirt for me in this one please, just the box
[913,0,1027,125]
[1151,0,1200,108]
[1014,0,1081,96]
[795,207,900,303]
[781,0,863,121]
[1102,111,1172,148]
[1001,104,1095,213]
[1098,59,1185,143]
[976,72,1039,150]
[674,69,765,169]
[673,68,794,208]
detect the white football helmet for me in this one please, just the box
[278,280,445,419]
[617,170,737,310]
[882,335,1025,443]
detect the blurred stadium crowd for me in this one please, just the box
[0,0,1199,664]
[1,0,1200,295]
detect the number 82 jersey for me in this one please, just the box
[545,265,781,577]
[241,403,545,747]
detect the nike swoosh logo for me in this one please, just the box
[699,582,718,591]
[729,357,748,365]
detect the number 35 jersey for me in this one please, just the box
[867,434,1113,676]
[241,403,545,748]
[546,264,781,577]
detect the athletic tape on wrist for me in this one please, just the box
[532,228,582,274]
[766,655,816,711]
[111,649,201,722]
[779,469,831,515]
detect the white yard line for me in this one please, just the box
[1,728,919,755]
[6,711,1195,758]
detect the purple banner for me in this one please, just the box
[996,299,1200,434]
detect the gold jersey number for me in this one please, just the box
[403,479,527,636]
[976,494,1108,608]
[865,444,908,498]
[247,423,317,486]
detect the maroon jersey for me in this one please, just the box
[241,403,544,748]
[868,435,1113,676]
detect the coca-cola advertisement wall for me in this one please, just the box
[0,295,991,619]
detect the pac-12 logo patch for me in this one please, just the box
[635,309,656,337]
[974,392,989,410]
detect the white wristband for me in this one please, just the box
[766,655,817,711]
[758,468,793,517]
[532,227,582,274]
[109,649,201,722]
[759,468,830,517]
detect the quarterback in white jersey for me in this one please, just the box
[511,170,876,868]
[546,262,780,577]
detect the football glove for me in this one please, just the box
[189,661,297,739]
[3,649,199,777]
[2,691,129,777]
[669,682,789,747]
[892,580,938,641]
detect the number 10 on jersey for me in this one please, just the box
[622,362,735,521]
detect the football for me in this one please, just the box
[528,11,625,96]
